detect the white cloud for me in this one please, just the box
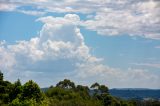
[81,0,160,39]
[0,13,159,88]
[0,42,16,72]
[0,2,17,11]
[74,64,160,88]
[132,63,160,69]
[17,10,46,16]
[1,0,160,39]
[155,46,160,49]
[0,14,102,86]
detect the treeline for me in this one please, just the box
[0,71,160,106]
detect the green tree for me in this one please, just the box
[98,85,109,94]
[0,71,12,104]
[76,85,89,92]
[76,85,90,99]
[91,82,100,95]
[21,80,44,102]
[91,83,109,96]
[9,79,22,101]
[90,82,100,89]
[56,79,75,89]
[0,71,3,81]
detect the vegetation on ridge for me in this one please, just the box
[0,71,160,106]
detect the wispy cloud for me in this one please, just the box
[81,0,160,39]
[17,10,46,16]
[131,63,160,69]
[155,46,160,49]
[0,2,17,11]
[1,0,160,39]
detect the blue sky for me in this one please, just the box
[0,0,160,88]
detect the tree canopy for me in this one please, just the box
[56,79,75,89]
[0,71,159,106]
[0,71,3,81]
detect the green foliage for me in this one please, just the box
[9,79,22,101]
[0,71,160,106]
[46,87,81,100]
[9,98,49,106]
[21,80,44,102]
[48,98,102,106]
[90,82,100,89]
[90,82,109,98]
[90,82,100,95]
[0,76,12,104]
[56,79,75,89]
[0,71,3,81]
[76,85,90,100]
[98,85,109,94]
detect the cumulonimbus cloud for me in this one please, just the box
[0,14,159,88]
[0,14,102,86]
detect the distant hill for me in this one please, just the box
[109,88,160,100]
[41,87,160,100]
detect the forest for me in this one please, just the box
[0,71,160,106]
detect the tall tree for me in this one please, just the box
[56,79,75,89]
[0,70,3,81]
[0,71,12,103]
[21,80,43,102]
[9,79,22,101]
[99,85,109,94]
[90,82,100,95]
[76,85,90,99]
[90,82,100,89]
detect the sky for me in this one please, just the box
[0,0,160,89]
